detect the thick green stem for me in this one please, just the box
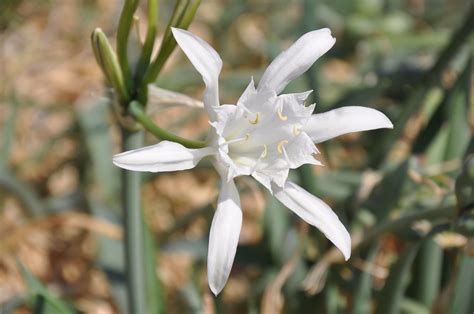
[121,129,146,314]
[128,101,206,148]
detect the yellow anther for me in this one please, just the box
[277,140,289,154]
[248,112,260,124]
[292,125,301,136]
[277,106,288,121]
[261,145,268,158]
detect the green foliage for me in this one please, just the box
[18,262,76,314]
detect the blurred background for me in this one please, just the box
[0,0,473,313]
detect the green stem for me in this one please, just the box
[135,0,158,86]
[121,129,146,314]
[117,0,140,94]
[128,101,207,148]
[143,0,201,84]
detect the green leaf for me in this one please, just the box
[376,242,421,314]
[76,100,119,203]
[365,159,409,221]
[400,298,430,314]
[143,218,164,314]
[410,239,443,307]
[455,156,474,213]
[443,87,470,161]
[425,127,449,166]
[263,191,289,263]
[89,201,127,313]
[352,243,380,314]
[0,96,18,170]
[450,254,474,314]
[18,262,75,314]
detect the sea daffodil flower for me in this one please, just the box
[113,28,393,295]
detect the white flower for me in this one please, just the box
[113,28,393,295]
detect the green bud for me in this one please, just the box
[91,28,129,101]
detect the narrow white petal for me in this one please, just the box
[207,179,242,295]
[273,181,351,260]
[171,28,222,121]
[304,106,393,143]
[112,141,214,172]
[257,28,336,94]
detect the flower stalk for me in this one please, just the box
[128,101,206,148]
[143,0,201,85]
[116,0,140,94]
[121,128,146,314]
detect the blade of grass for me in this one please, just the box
[143,217,164,314]
[76,100,119,203]
[412,239,443,307]
[352,243,380,314]
[371,6,474,166]
[0,97,17,170]
[375,242,421,314]
[18,262,75,314]
[450,254,474,313]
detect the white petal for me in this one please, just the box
[285,132,322,169]
[304,106,393,143]
[171,28,222,121]
[112,141,214,172]
[207,179,242,295]
[257,28,335,94]
[273,181,351,260]
[236,78,257,105]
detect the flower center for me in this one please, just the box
[221,102,304,172]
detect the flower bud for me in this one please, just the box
[91,28,129,101]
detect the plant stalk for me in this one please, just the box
[129,101,206,148]
[121,128,146,314]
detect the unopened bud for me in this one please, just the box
[91,28,129,101]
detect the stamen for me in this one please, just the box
[281,145,291,166]
[221,134,249,146]
[292,125,301,136]
[248,112,260,124]
[277,105,288,121]
[277,140,289,154]
[238,103,260,124]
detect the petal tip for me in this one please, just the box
[209,282,222,296]
[341,232,352,261]
[170,26,181,34]
[380,114,394,129]
[343,248,351,261]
